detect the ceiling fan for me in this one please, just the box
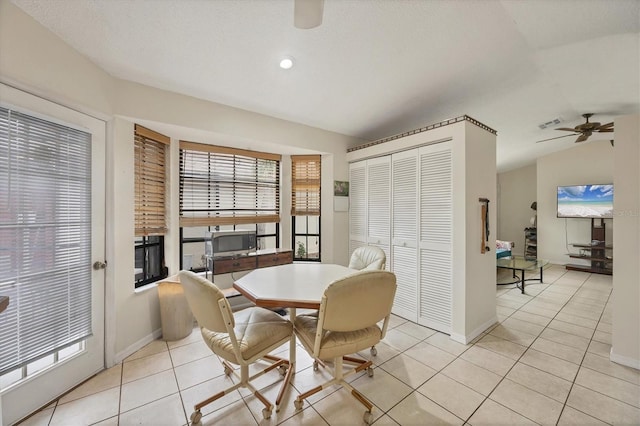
[536,113,614,144]
[294,0,324,29]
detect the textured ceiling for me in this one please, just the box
[11,0,640,171]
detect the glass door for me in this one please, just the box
[0,84,105,425]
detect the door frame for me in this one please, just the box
[0,83,106,425]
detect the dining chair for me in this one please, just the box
[292,270,396,424]
[178,271,293,424]
[348,246,386,271]
[348,246,387,356]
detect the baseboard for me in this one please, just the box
[450,316,498,344]
[610,349,640,370]
[114,328,163,365]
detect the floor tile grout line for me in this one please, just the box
[165,339,191,426]
[376,285,565,425]
[550,273,614,424]
[462,269,595,425]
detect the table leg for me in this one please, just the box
[289,307,297,368]
[275,307,296,413]
[540,266,544,284]
[520,269,525,294]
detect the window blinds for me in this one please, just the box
[0,107,92,375]
[291,155,321,216]
[134,124,169,236]
[179,141,281,226]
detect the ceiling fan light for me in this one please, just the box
[279,57,294,70]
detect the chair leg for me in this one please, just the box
[294,356,376,425]
[191,362,285,424]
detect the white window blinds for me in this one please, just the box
[134,124,169,236]
[0,107,93,375]
[179,141,281,226]
[291,155,321,216]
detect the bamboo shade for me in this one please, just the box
[291,155,321,216]
[135,124,168,236]
[179,142,280,226]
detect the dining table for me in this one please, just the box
[233,263,357,410]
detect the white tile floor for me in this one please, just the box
[19,265,640,425]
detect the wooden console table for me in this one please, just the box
[211,248,293,275]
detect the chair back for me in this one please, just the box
[348,246,386,270]
[320,270,396,332]
[178,270,234,333]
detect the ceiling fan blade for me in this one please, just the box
[597,128,614,133]
[556,127,578,132]
[294,0,324,29]
[536,133,578,143]
[575,133,589,143]
[597,122,614,129]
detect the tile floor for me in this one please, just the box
[19,265,640,425]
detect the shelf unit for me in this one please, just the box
[524,227,537,259]
[565,218,612,275]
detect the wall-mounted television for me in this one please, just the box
[557,184,613,219]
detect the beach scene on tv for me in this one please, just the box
[557,184,614,218]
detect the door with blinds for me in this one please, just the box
[391,149,419,321]
[418,142,453,333]
[0,84,105,425]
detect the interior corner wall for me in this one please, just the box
[536,141,614,265]
[611,113,640,369]
[497,164,536,255]
[458,121,497,341]
[110,118,162,361]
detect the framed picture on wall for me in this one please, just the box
[334,180,349,196]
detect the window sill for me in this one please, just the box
[134,281,159,294]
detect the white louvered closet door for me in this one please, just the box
[349,161,367,256]
[418,142,453,333]
[391,149,419,321]
[366,156,391,270]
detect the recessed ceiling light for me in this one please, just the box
[279,57,294,70]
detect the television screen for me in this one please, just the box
[557,184,613,218]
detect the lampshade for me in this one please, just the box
[530,201,537,211]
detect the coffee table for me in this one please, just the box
[496,256,549,294]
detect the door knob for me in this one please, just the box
[93,261,107,270]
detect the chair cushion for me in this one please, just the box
[201,307,292,364]
[294,313,382,360]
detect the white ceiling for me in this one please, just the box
[11,0,640,171]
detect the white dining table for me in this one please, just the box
[233,263,357,410]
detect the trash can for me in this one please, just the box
[158,275,194,341]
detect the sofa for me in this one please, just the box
[496,240,514,259]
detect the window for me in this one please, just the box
[178,142,281,269]
[0,107,91,378]
[291,155,321,261]
[134,124,169,287]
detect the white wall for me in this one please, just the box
[0,0,114,118]
[611,114,640,369]
[460,121,497,340]
[497,164,536,255]
[536,140,614,265]
[1,0,361,365]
